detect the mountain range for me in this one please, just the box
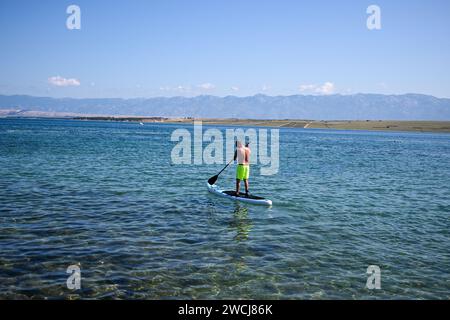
[1,93,449,120]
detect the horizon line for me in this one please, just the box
[0,92,448,100]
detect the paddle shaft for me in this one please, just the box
[217,158,234,176]
[208,149,236,185]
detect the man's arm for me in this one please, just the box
[245,148,250,163]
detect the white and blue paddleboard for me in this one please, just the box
[207,182,272,206]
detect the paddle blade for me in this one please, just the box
[208,175,218,185]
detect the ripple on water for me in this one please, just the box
[0,119,449,299]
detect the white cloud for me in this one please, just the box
[159,85,192,94]
[261,84,271,92]
[299,82,335,95]
[48,76,80,87]
[299,84,316,92]
[197,83,215,90]
[231,86,239,92]
[176,85,191,92]
[315,82,335,95]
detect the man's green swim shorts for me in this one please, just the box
[236,164,250,180]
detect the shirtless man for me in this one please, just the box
[234,140,251,197]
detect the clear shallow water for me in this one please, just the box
[0,118,449,299]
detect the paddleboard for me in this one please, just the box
[207,182,272,206]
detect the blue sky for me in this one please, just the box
[0,0,449,98]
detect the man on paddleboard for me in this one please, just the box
[234,140,251,197]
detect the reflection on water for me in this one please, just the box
[229,204,252,242]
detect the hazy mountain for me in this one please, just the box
[0,93,449,120]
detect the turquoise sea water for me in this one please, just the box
[0,118,449,299]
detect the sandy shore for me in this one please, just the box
[73,116,450,133]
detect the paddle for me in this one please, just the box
[208,158,234,185]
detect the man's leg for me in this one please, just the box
[236,179,241,196]
[244,179,249,196]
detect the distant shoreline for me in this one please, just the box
[72,116,450,133]
[2,112,450,133]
